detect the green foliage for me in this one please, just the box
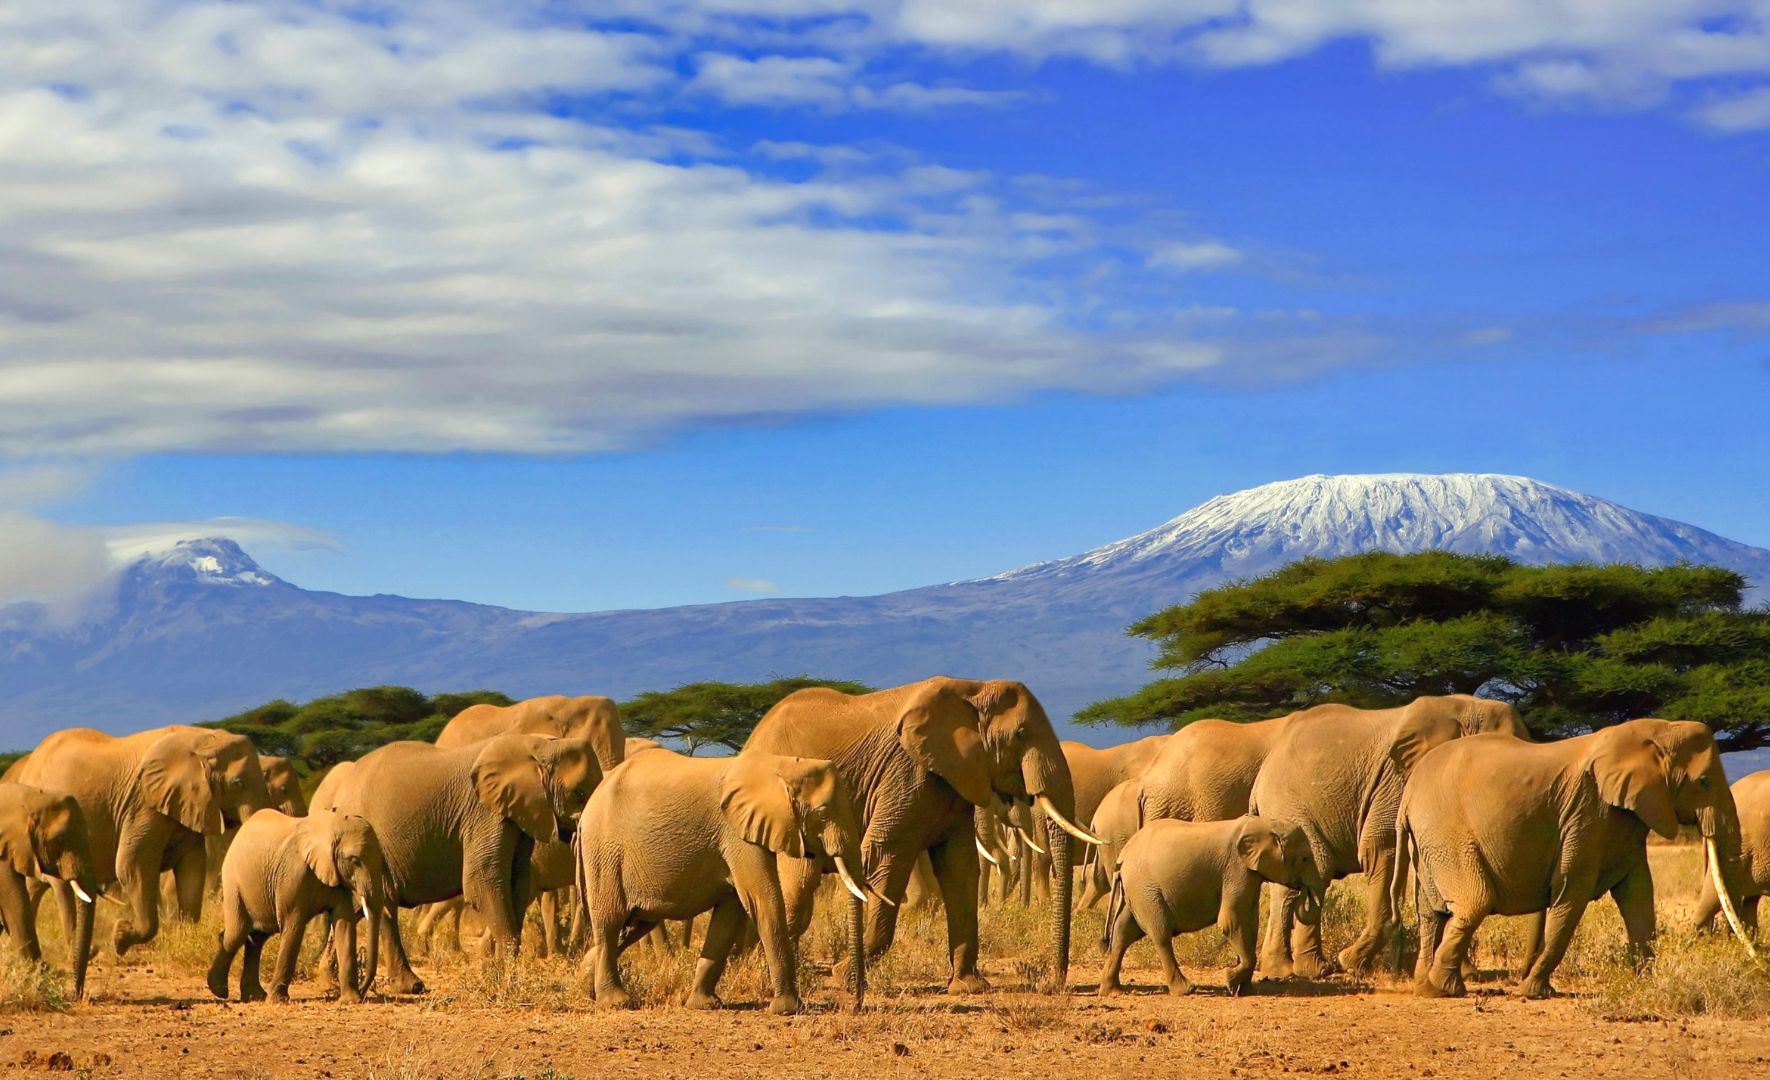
[200,685,511,776]
[622,676,875,754]
[1081,552,1770,750]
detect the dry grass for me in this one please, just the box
[6,840,1763,1026]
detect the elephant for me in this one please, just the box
[576,748,875,1014]
[741,676,1100,993]
[1099,817,1325,997]
[437,695,625,773]
[974,802,1025,905]
[181,754,308,906]
[1248,695,1530,978]
[312,734,600,993]
[0,782,100,999]
[207,808,386,1004]
[5,726,271,954]
[1079,779,1141,908]
[417,712,627,960]
[1398,719,1752,999]
[1021,735,1172,907]
[1694,770,1770,935]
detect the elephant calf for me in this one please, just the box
[0,782,100,1000]
[1100,817,1323,997]
[207,809,386,1004]
[576,748,878,1015]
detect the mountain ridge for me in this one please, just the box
[4,473,1767,745]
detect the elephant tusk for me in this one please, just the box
[1035,794,1107,846]
[362,897,373,922]
[71,882,93,904]
[1012,824,1047,856]
[832,856,870,905]
[1706,837,1760,959]
[867,883,897,909]
[974,838,999,867]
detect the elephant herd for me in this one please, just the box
[0,682,1762,1014]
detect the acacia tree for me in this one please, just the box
[622,676,875,754]
[1078,551,1770,750]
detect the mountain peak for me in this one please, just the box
[119,537,281,587]
[975,472,1768,588]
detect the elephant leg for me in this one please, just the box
[0,871,41,962]
[171,837,207,923]
[1515,909,1545,980]
[733,852,800,1015]
[112,867,161,956]
[1258,881,1294,978]
[1338,846,1397,975]
[686,897,746,1010]
[1612,862,1656,970]
[382,909,426,995]
[1097,897,1142,995]
[207,895,249,1000]
[777,857,820,941]
[240,933,269,1002]
[1519,891,1593,1000]
[1223,906,1259,995]
[929,832,988,993]
[1420,910,1483,998]
[1289,893,1336,978]
[268,909,312,1003]
[333,914,363,1004]
[537,889,560,959]
[1413,907,1446,990]
[863,854,915,962]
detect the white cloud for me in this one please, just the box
[1457,326,1514,347]
[101,518,343,563]
[1149,239,1244,272]
[724,576,784,593]
[1691,86,1770,130]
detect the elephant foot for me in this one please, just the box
[598,986,634,1010]
[1257,952,1293,980]
[206,960,231,1000]
[1097,975,1123,996]
[1224,968,1254,996]
[1423,964,1466,998]
[1519,975,1554,1000]
[1292,953,1339,979]
[241,984,267,1003]
[387,971,427,995]
[1335,944,1377,977]
[112,923,137,957]
[768,993,802,1016]
[1167,977,1194,998]
[338,986,364,1005]
[268,988,290,1005]
[947,972,991,995]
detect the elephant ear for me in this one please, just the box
[0,797,39,877]
[720,755,806,857]
[139,732,223,834]
[1389,702,1462,774]
[897,684,993,807]
[1234,819,1277,875]
[297,812,344,889]
[471,737,559,843]
[1587,730,1679,840]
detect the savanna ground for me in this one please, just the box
[4,843,1769,1079]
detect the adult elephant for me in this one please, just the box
[5,726,270,954]
[1025,735,1172,904]
[437,695,625,772]
[742,676,1099,992]
[421,705,626,958]
[0,782,101,999]
[1248,695,1531,977]
[1399,720,1751,997]
[313,734,599,993]
[1694,770,1770,935]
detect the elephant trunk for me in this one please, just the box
[1049,812,1071,993]
[847,887,865,1012]
[71,889,93,1001]
[356,869,385,996]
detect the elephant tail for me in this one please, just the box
[1101,869,1126,954]
[1390,800,1413,922]
[570,827,590,936]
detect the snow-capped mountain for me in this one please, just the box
[2,473,1766,746]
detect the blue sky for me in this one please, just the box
[3,1,1769,611]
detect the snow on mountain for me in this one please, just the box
[2,473,1766,745]
[979,474,1770,588]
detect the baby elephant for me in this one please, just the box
[1101,816,1324,997]
[208,809,387,1003]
